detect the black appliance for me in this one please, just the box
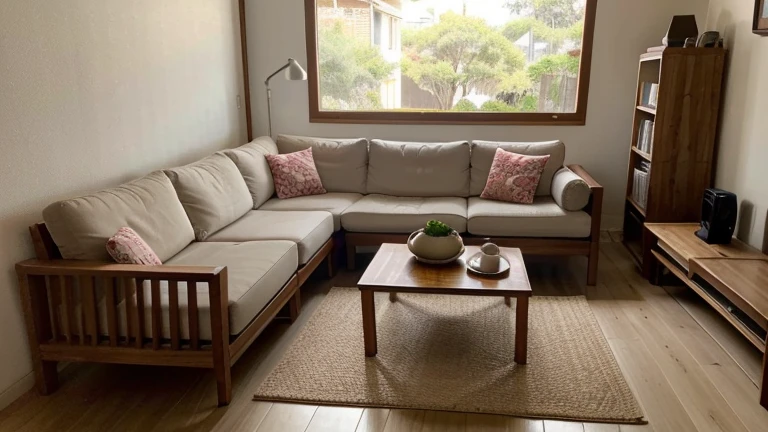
[696,188,737,244]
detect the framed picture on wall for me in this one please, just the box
[756,0,768,35]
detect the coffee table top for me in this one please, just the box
[358,244,532,296]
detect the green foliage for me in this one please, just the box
[318,22,396,110]
[424,220,453,237]
[527,53,580,81]
[505,0,583,28]
[519,95,539,112]
[480,100,517,112]
[453,98,478,112]
[402,12,525,110]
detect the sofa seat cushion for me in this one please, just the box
[205,211,333,265]
[467,197,591,238]
[259,193,363,231]
[165,153,254,241]
[341,194,467,233]
[108,241,298,340]
[43,171,194,262]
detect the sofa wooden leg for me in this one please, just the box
[214,363,232,407]
[289,289,302,323]
[587,241,599,286]
[36,361,59,395]
[346,241,356,271]
[326,253,335,278]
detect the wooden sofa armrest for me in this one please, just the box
[16,259,228,352]
[567,164,603,241]
[567,164,603,190]
[16,259,224,281]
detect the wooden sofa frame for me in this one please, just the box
[345,165,604,286]
[15,223,335,407]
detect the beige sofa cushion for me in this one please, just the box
[551,167,591,211]
[43,171,194,262]
[277,135,368,194]
[259,193,363,231]
[470,141,566,197]
[120,241,298,339]
[467,197,591,238]
[367,140,470,197]
[165,153,253,241]
[222,137,278,208]
[341,194,467,233]
[205,211,333,264]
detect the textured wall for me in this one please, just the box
[707,0,768,251]
[0,0,246,406]
[246,0,710,229]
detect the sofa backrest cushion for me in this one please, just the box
[222,137,277,208]
[367,140,470,197]
[43,171,194,262]
[277,135,368,194]
[165,153,253,241]
[470,140,565,196]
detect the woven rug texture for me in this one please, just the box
[253,288,644,424]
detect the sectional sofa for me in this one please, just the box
[15,135,602,406]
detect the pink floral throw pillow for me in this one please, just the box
[480,148,550,204]
[265,148,327,199]
[106,227,162,265]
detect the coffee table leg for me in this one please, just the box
[504,297,511,307]
[361,290,377,357]
[389,292,397,302]
[514,296,529,365]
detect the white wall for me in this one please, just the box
[245,0,710,229]
[707,0,768,252]
[0,0,247,407]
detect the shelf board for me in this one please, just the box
[631,146,652,161]
[640,51,663,62]
[636,105,657,115]
[627,196,647,217]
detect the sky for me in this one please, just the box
[401,0,514,26]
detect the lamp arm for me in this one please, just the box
[265,63,290,86]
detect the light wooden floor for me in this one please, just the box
[0,242,766,432]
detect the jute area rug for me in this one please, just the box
[253,288,644,424]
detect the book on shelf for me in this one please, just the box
[636,120,654,154]
[632,160,652,210]
[639,82,659,109]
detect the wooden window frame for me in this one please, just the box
[304,0,597,126]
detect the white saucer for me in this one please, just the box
[466,252,511,276]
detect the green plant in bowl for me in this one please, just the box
[424,220,454,237]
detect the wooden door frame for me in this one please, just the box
[238,0,253,141]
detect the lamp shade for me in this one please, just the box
[286,58,307,81]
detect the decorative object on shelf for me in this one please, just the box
[755,0,768,35]
[662,15,699,47]
[467,243,511,276]
[407,220,465,264]
[684,37,697,48]
[696,188,738,244]
[696,31,721,47]
[265,58,307,138]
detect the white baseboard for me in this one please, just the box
[0,371,34,411]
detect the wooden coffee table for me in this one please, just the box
[357,243,532,364]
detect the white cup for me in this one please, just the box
[479,252,500,272]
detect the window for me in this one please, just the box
[305,0,596,125]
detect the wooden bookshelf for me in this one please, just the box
[623,47,727,275]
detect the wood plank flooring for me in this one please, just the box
[0,242,765,431]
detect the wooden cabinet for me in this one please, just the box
[622,47,727,276]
